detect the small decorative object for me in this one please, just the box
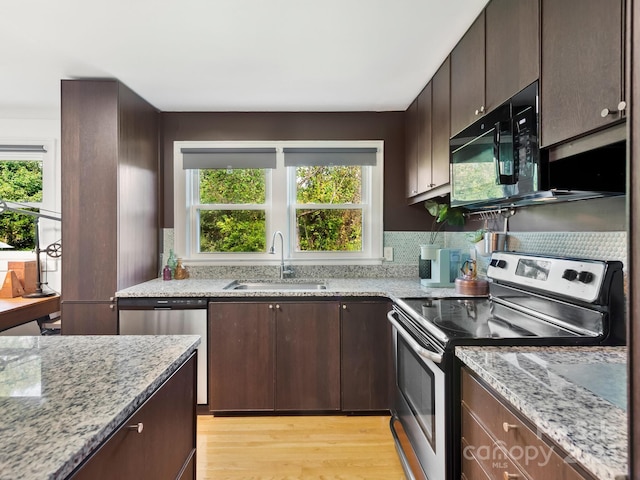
[0,270,25,297]
[455,259,489,296]
[167,249,178,277]
[174,258,188,280]
[162,265,172,281]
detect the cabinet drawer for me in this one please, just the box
[461,403,526,480]
[461,437,492,480]
[461,368,594,480]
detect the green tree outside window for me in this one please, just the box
[0,160,42,250]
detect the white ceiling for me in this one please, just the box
[1,0,489,117]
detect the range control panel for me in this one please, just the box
[487,252,607,303]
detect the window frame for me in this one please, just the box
[0,140,56,257]
[173,140,384,265]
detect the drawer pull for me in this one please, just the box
[502,422,518,432]
[503,473,519,480]
[127,422,144,434]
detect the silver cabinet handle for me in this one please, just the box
[387,311,443,364]
[503,422,518,432]
[601,101,627,117]
[127,422,143,434]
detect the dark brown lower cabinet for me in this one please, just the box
[61,301,118,335]
[70,354,196,480]
[209,300,342,413]
[209,302,276,412]
[341,300,392,412]
[460,367,596,480]
[275,302,341,411]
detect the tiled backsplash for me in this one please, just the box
[385,230,627,263]
[163,229,627,279]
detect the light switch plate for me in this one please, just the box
[383,247,393,262]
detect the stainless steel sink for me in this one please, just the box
[223,280,327,291]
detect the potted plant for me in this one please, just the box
[424,199,466,243]
[420,199,466,261]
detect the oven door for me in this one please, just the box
[388,309,446,480]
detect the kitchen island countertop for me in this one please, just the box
[0,335,200,480]
[456,345,628,480]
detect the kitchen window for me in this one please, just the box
[0,142,54,251]
[173,141,384,264]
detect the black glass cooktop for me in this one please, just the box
[396,297,537,341]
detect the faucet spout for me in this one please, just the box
[269,231,292,279]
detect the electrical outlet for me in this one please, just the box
[383,247,394,262]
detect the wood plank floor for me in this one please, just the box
[196,415,406,479]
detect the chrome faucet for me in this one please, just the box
[269,230,293,279]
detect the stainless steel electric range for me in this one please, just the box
[387,251,626,480]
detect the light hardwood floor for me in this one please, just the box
[196,415,406,479]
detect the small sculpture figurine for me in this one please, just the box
[174,258,188,280]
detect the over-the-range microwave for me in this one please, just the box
[449,81,626,210]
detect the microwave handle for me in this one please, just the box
[493,120,517,185]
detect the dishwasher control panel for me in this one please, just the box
[118,297,208,309]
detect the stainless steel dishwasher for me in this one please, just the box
[118,297,208,405]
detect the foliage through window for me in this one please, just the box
[0,159,43,250]
[294,165,363,252]
[198,169,266,253]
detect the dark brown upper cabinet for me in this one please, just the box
[451,0,540,137]
[485,0,539,109]
[406,60,451,201]
[417,83,433,195]
[431,58,452,190]
[405,83,433,198]
[405,97,419,197]
[540,0,625,147]
[450,12,486,137]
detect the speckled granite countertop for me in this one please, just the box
[116,277,471,300]
[0,335,200,480]
[456,346,628,480]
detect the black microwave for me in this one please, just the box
[449,81,625,210]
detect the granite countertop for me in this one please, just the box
[456,346,628,480]
[0,335,200,480]
[115,277,472,300]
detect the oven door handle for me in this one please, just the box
[387,311,443,364]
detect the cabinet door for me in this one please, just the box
[541,0,624,147]
[72,354,196,480]
[405,97,419,197]
[450,11,486,136]
[485,0,539,111]
[431,57,451,189]
[341,300,392,411]
[276,302,341,411]
[210,302,275,412]
[61,301,118,335]
[417,83,433,194]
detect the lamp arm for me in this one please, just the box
[0,200,61,222]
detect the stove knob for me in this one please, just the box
[578,271,594,284]
[490,259,507,268]
[562,269,578,281]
